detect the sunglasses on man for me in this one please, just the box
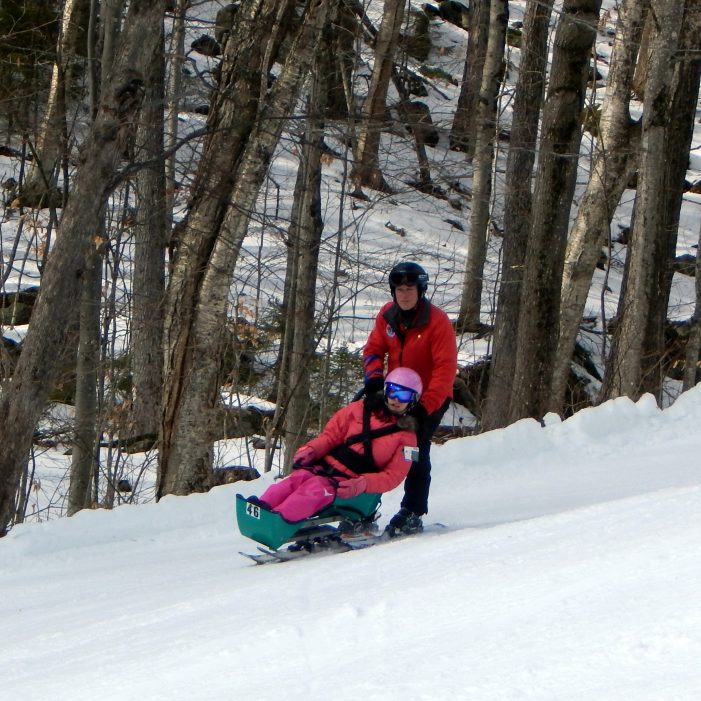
[389,271,421,287]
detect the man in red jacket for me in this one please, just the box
[363,262,458,536]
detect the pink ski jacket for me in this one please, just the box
[304,400,418,494]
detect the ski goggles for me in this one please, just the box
[384,383,416,404]
[389,270,421,287]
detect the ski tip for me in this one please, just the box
[239,550,276,565]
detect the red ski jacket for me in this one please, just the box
[305,400,418,494]
[363,300,457,415]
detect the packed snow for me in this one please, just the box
[2,0,701,696]
[2,386,701,700]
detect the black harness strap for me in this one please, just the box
[342,422,403,450]
[362,399,372,464]
[326,445,376,475]
[325,402,402,475]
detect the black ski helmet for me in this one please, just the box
[389,261,429,297]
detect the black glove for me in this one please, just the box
[411,403,429,422]
[364,376,384,395]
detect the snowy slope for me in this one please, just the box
[2,386,701,701]
[2,2,701,696]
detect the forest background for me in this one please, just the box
[0,0,700,536]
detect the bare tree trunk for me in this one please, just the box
[639,0,701,400]
[325,0,359,119]
[351,0,405,191]
[68,0,126,515]
[159,0,339,497]
[680,5,701,393]
[0,0,167,536]
[265,67,325,472]
[131,17,166,438]
[549,0,647,414]
[684,216,701,391]
[20,0,90,207]
[100,0,125,86]
[159,0,296,495]
[280,69,327,474]
[164,0,189,239]
[349,4,431,189]
[68,243,102,515]
[391,70,433,189]
[265,242,295,473]
[482,0,553,431]
[458,0,508,329]
[509,0,602,423]
[450,0,489,156]
[602,0,682,401]
[631,9,653,98]
[481,0,554,431]
[87,0,99,115]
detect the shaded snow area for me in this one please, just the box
[2,387,701,700]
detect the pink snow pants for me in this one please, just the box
[259,469,337,522]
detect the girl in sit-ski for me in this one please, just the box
[257,367,422,522]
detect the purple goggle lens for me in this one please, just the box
[384,383,415,404]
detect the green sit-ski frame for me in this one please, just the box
[236,492,381,550]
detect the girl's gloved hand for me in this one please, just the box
[336,476,367,499]
[292,445,316,468]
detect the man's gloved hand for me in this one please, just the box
[336,476,367,499]
[411,403,429,422]
[353,376,384,402]
[364,376,384,396]
[292,445,316,468]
